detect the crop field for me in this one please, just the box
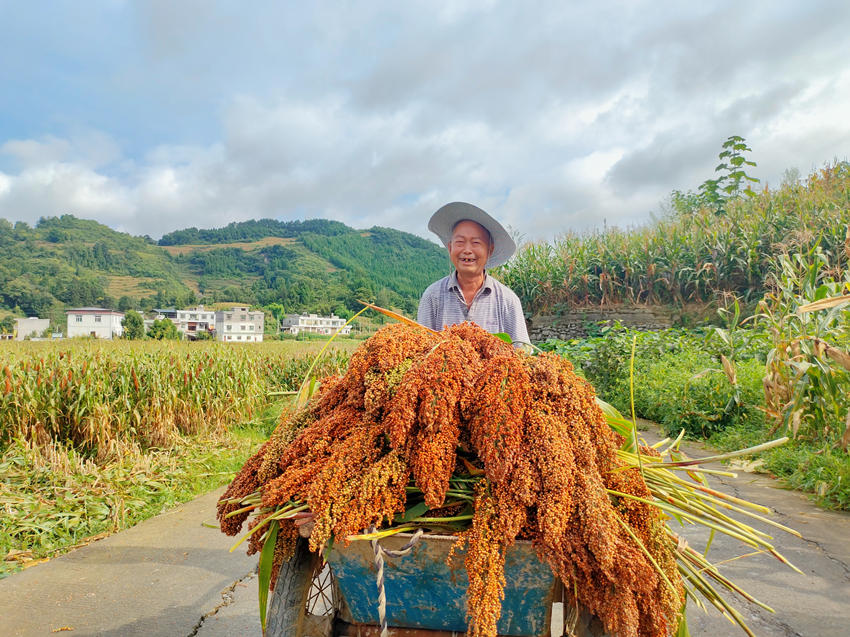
[500,163,850,313]
[159,235,298,256]
[0,339,356,459]
[0,338,357,573]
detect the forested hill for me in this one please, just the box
[158,218,353,245]
[0,215,449,323]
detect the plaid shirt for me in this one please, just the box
[417,271,530,344]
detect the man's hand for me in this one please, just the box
[293,512,315,538]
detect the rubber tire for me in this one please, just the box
[265,538,323,637]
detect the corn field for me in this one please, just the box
[0,340,351,461]
[499,162,850,313]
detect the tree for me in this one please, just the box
[266,302,286,334]
[148,318,179,340]
[122,310,145,339]
[713,135,760,199]
[672,135,760,216]
[0,316,14,334]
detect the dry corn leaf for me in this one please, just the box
[797,294,850,314]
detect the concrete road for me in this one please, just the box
[645,430,850,637]
[0,487,257,637]
[2,431,849,637]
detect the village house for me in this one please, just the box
[280,313,351,336]
[177,305,216,339]
[13,317,50,341]
[152,306,216,339]
[214,306,264,342]
[66,308,124,339]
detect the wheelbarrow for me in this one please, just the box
[266,533,607,637]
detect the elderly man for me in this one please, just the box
[417,202,530,345]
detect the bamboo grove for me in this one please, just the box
[0,341,350,460]
[499,163,850,313]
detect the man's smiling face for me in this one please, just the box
[448,219,494,278]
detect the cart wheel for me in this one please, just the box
[266,538,339,637]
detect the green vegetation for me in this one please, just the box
[157,218,351,245]
[0,215,448,324]
[499,162,850,314]
[675,134,761,215]
[121,310,145,339]
[146,317,179,340]
[0,406,281,577]
[545,315,850,510]
[0,339,357,574]
[542,324,768,439]
[507,150,850,512]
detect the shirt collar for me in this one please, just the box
[449,270,493,292]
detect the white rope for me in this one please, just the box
[369,528,424,637]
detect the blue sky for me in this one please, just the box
[1,1,848,242]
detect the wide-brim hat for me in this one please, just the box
[428,202,516,269]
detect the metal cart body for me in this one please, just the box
[326,533,556,636]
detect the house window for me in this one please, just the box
[75,315,82,322]
[94,316,102,323]
[241,325,246,330]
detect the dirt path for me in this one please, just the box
[2,429,848,637]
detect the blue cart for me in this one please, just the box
[266,533,605,637]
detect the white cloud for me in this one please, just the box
[1,2,849,242]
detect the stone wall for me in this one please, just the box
[528,306,674,342]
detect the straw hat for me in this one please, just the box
[428,202,516,268]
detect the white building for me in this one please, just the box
[177,306,216,339]
[150,306,216,339]
[66,308,124,339]
[281,313,351,336]
[215,306,264,343]
[14,317,50,341]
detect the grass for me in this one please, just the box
[711,423,850,510]
[547,324,850,512]
[0,400,285,578]
[160,236,297,256]
[105,275,158,298]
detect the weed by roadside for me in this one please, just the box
[547,326,850,511]
[0,401,287,578]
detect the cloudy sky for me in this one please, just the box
[0,1,848,242]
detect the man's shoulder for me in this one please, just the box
[489,277,522,304]
[421,275,452,298]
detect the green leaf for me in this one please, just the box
[258,520,279,635]
[395,501,430,523]
[493,332,513,344]
[322,535,335,563]
[673,604,691,637]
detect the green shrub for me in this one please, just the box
[546,324,766,438]
[628,355,766,438]
[761,444,850,510]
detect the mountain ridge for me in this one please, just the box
[0,215,449,325]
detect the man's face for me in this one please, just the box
[448,220,494,277]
